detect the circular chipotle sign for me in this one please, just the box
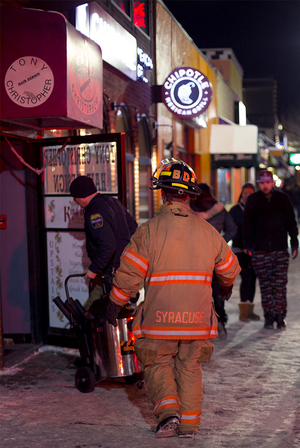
[162,67,212,119]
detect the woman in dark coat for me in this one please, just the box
[190,183,237,339]
[229,183,259,322]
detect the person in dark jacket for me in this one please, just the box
[70,175,137,310]
[190,183,237,339]
[229,183,259,322]
[243,170,298,330]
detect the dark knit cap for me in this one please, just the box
[69,176,97,198]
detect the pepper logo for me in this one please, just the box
[162,67,212,119]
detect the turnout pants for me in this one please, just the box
[134,338,213,434]
[251,250,289,318]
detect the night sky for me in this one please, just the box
[163,0,300,120]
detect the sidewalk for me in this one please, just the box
[1,254,300,448]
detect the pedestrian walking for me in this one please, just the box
[229,182,259,322]
[69,175,137,310]
[190,183,237,339]
[243,170,298,330]
[104,159,240,438]
[290,182,300,223]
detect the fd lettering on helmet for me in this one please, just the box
[183,172,190,182]
[173,170,181,179]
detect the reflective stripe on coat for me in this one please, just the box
[110,201,240,340]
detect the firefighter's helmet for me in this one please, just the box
[151,158,201,196]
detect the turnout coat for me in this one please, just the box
[110,201,240,340]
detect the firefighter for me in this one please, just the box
[69,175,137,310]
[105,159,240,438]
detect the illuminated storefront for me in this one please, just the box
[0,0,155,347]
[75,1,154,223]
[154,0,218,209]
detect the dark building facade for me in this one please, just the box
[0,0,155,347]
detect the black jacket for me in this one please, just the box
[84,194,137,275]
[242,189,298,252]
[229,202,244,249]
[208,209,237,243]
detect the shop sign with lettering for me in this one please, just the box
[211,153,259,168]
[42,141,118,195]
[44,196,84,229]
[162,67,213,119]
[4,56,54,108]
[76,2,137,81]
[0,6,103,129]
[47,231,90,328]
[137,47,153,83]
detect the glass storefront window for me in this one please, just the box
[113,0,131,17]
[134,1,149,35]
[126,155,135,218]
[115,104,136,217]
[217,168,231,204]
[139,159,153,223]
[113,0,149,34]
[115,105,134,154]
[138,116,153,221]
[138,116,152,157]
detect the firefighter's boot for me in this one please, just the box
[238,302,249,322]
[248,303,260,320]
[155,416,179,438]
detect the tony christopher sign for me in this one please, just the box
[162,67,212,119]
[41,134,125,195]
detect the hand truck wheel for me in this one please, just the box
[75,366,96,393]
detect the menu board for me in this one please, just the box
[47,231,90,329]
[44,196,84,229]
[42,140,118,195]
[40,133,125,333]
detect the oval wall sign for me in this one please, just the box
[162,67,212,119]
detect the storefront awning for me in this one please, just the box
[0,6,103,132]
[209,124,259,168]
[211,153,259,168]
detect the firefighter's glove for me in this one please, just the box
[219,284,233,301]
[106,299,122,327]
[89,294,110,319]
[291,247,298,259]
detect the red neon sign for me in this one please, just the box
[134,1,145,28]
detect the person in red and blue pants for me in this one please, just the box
[243,170,298,330]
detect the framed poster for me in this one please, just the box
[34,133,126,334]
[47,230,90,329]
[39,133,126,202]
